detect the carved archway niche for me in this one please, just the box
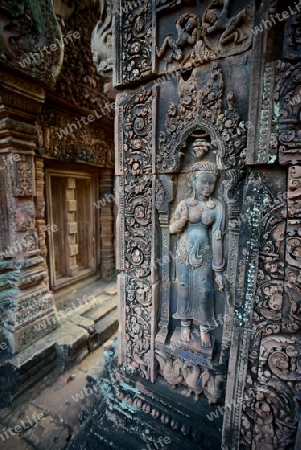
[154,63,248,403]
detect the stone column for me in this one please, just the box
[0,71,59,354]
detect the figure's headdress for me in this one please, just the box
[191,161,219,178]
[191,134,211,160]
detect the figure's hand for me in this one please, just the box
[215,273,224,291]
[169,216,187,234]
[180,202,189,219]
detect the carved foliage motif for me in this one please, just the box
[242,336,301,449]
[122,89,153,176]
[13,155,34,197]
[252,188,289,334]
[237,13,301,449]
[124,177,152,278]
[155,350,224,403]
[238,171,301,447]
[37,108,114,168]
[122,177,153,376]
[288,165,301,218]
[125,278,152,379]
[157,62,247,174]
[115,0,153,85]
[118,88,155,378]
[53,9,112,113]
[286,167,301,335]
[279,61,301,164]
[0,0,62,83]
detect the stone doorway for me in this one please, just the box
[46,165,98,290]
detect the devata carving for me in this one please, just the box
[170,161,226,348]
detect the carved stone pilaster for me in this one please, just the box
[0,70,59,354]
[35,158,47,261]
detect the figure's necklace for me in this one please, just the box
[206,199,215,209]
[189,198,215,209]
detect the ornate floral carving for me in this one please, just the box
[241,334,301,449]
[288,165,301,218]
[16,201,35,231]
[0,0,62,84]
[124,177,152,278]
[37,108,114,168]
[242,382,299,450]
[115,0,153,85]
[279,61,301,164]
[13,155,34,196]
[157,63,247,173]
[125,278,152,379]
[53,8,112,113]
[122,89,154,176]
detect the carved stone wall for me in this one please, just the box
[222,3,301,450]
[0,0,63,83]
[0,70,58,354]
[114,0,301,449]
[0,0,115,354]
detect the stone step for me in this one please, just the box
[88,309,118,352]
[0,281,118,408]
[83,296,116,322]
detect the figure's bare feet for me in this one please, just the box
[201,332,211,347]
[180,326,190,342]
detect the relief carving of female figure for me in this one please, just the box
[170,161,225,348]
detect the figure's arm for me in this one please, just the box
[187,28,198,46]
[170,200,188,234]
